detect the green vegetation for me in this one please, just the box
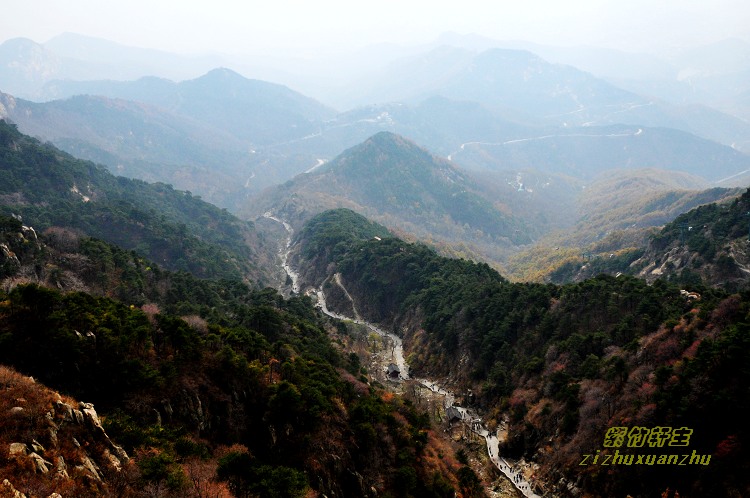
[628,187,750,289]
[656,189,750,256]
[4,110,750,496]
[295,207,750,497]
[0,119,272,283]
[0,125,470,497]
[0,274,462,497]
[252,132,535,262]
[298,207,392,261]
[506,170,741,283]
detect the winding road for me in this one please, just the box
[447,127,643,161]
[264,214,543,497]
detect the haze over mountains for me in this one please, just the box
[1,31,750,278]
[3,32,750,120]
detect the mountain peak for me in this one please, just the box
[273,131,533,244]
[364,130,412,147]
[336,132,440,174]
[202,66,245,80]
[186,67,253,89]
[187,67,292,94]
[0,37,52,60]
[0,37,44,50]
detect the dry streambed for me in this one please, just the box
[267,214,543,497]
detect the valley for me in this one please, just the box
[285,208,750,497]
[269,207,543,496]
[2,26,750,498]
[314,267,543,498]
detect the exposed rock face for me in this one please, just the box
[0,478,65,498]
[8,443,28,457]
[1,367,131,496]
[7,405,23,416]
[28,452,52,474]
[173,389,210,431]
[76,455,102,481]
[54,456,69,480]
[48,399,130,480]
[1,479,27,498]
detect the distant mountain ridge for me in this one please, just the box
[3,33,749,276]
[449,124,750,183]
[0,68,337,207]
[3,34,749,218]
[36,67,337,144]
[0,34,223,98]
[339,45,750,152]
[0,90,250,207]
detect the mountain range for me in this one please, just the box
[0,34,222,97]
[3,67,749,215]
[3,31,749,125]
[250,130,745,276]
[0,67,337,207]
[0,121,487,497]
[2,28,750,496]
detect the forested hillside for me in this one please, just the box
[632,188,750,289]
[0,217,472,498]
[537,187,750,288]
[506,171,741,283]
[0,119,275,284]
[251,132,541,268]
[291,208,750,497]
[3,32,750,496]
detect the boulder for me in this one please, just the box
[8,443,28,457]
[31,439,45,454]
[55,456,69,480]
[53,401,73,422]
[28,452,52,474]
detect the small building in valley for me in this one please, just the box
[386,363,400,379]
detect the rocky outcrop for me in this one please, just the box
[1,366,131,496]
[1,479,27,498]
[47,399,130,479]
[0,478,65,498]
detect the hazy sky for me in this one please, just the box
[2,0,749,56]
